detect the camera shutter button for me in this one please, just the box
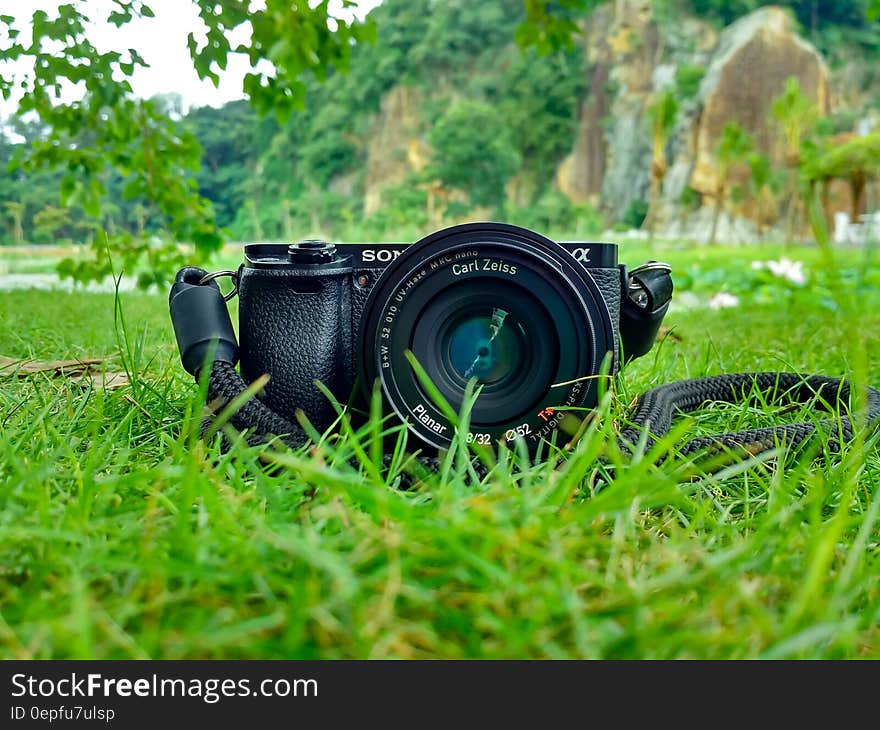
[288,240,336,264]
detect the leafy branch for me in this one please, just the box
[0,0,374,286]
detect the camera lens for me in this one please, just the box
[357,223,616,451]
[410,281,559,426]
[447,310,519,384]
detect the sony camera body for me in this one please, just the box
[232,223,671,451]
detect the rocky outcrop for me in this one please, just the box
[556,4,835,239]
[557,1,660,220]
[358,3,865,241]
[363,85,428,215]
[688,7,831,205]
[555,60,609,205]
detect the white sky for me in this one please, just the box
[0,0,382,116]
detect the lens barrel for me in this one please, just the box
[357,223,615,450]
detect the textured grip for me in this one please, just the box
[238,267,353,431]
[586,266,622,370]
[351,268,379,376]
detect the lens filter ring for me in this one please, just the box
[357,223,615,451]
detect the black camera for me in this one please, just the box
[171,222,672,451]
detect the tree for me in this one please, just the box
[744,151,784,239]
[184,101,265,230]
[674,64,706,100]
[412,0,524,72]
[427,101,521,215]
[709,122,754,245]
[771,77,819,244]
[32,205,72,244]
[495,45,585,205]
[686,0,869,33]
[516,0,605,54]
[801,130,880,236]
[0,1,375,284]
[2,201,24,244]
[645,90,679,238]
[521,0,876,53]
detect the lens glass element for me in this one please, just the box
[447,308,523,385]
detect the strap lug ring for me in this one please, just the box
[198,270,239,302]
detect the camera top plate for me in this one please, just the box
[243,235,617,270]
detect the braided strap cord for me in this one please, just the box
[618,372,880,459]
[205,361,449,477]
[206,361,308,448]
[205,362,880,468]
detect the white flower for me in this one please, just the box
[764,257,806,285]
[708,292,740,310]
[672,291,701,311]
[750,260,764,270]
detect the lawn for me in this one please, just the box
[1,241,879,659]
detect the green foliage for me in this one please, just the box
[679,185,701,209]
[412,0,524,73]
[679,0,880,59]
[746,151,781,198]
[186,0,573,238]
[645,90,679,234]
[674,64,706,100]
[427,101,522,213]
[1,201,24,244]
[359,181,430,241]
[522,0,875,54]
[493,46,586,199]
[685,0,870,30]
[0,0,374,282]
[715,121,754,172]
[188,0,376,122]
[508,190,602,234]
[802,130,880,180]
[620,198,650,228]
[649,91,679,141]
[0,0,593,253]
[3,0,877,264]
[771,77,820,159]
[516,0,605,53]
[0,4,222,281]
[709,122,754,244]
[184,101,266,229]
[769,77,827,242]
[819,108,861,136]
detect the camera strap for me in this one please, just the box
[170,266,880,473]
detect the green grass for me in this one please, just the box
[1,243,879,659]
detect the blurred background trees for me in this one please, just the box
[0,0,879,284]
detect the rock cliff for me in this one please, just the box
[360,3,871,240]
[560,3,833,239]
[688,8,830,212]
[363,85,427,216]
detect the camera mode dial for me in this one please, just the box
[288,240,336,264]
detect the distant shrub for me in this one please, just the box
[679,185,702,209]
[572,203,605,237]
[358,179,430,241]
[675,64,706,100]
[507,191,604,236]
[620,198,650,229]
[508,190,575,231]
